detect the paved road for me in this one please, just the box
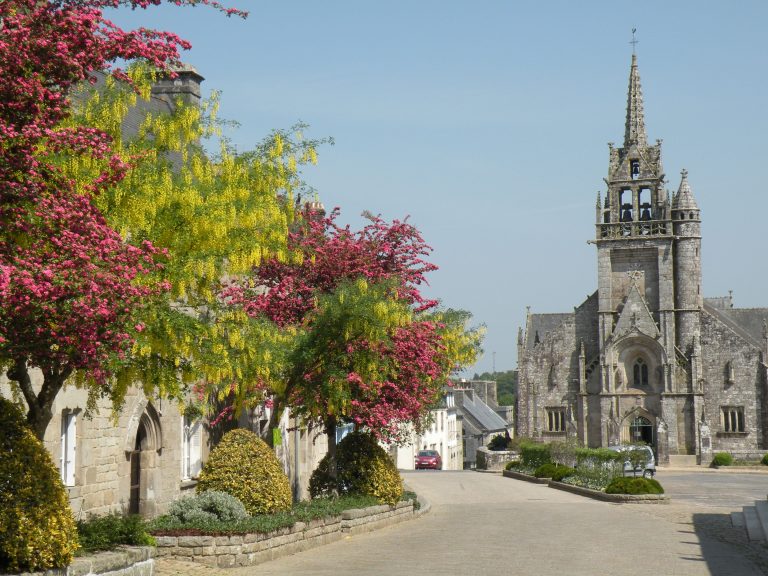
[659,469,768,509]
[156,470,768,576]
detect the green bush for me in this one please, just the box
[533,463,574,481]
[762,454,768,466]
[309,432,403,506]
[520,442,551,469]
[504,460,521,471]
[149,494,380,536]
[167,491,248,523]
[488,434,510,451]
[196,429,291,516]
[605,477,664,495]
[76,513,154,554]
[711,452,733,467]
[0,397,79,572]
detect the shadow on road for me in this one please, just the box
[691,512,768,575]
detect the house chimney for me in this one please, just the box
[151,63,204,108]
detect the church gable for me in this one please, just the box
[612,283,659,340]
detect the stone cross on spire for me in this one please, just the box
[624,47,647,148]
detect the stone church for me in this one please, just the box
[516,54,768,464]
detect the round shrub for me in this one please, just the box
[196,429,291,515]
[605,477,664,495]
[504,460,521,471]
[711,452,733,467]
[762,454,768,466]
[533,463,558,478]
[0,397,79,572]
[168,490,248,523]
[533,463,574,481]
[309,432,403,506]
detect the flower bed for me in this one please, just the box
[153,500,416,568]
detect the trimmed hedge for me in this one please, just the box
[197,429,292,516]
[762,454,768,466]
[520,443,551,469]
[0,397,79,572]
[605,477,664,495]
[309,432,403,506]
[534,463,574,481]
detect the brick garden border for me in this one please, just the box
[153,500,417,569]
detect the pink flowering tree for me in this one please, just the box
[0,0,245,439]
[225,209,482,458]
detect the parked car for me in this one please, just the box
[607,445,656,478]
[415,449,442,470]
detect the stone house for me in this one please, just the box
[454,380,513,469]
[516,54,768,465]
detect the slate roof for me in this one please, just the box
[525,313,573,350]
[704,302,768,347]
[457,392,508,433]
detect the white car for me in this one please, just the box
[607,445,656,478]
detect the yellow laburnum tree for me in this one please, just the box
[50,64,323,413]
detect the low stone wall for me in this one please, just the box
[154,500,415,569]
[502,469,549,484]
[12,546,154,576]
[475,447,517,471]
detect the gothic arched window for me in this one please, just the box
[633,358,648,387]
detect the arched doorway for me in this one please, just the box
[128,421,147,515]
[629,415,654,446]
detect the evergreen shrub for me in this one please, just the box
[520,442,551,469]
[309,431,403,506]
[488,434,510,451]
[0,397,79,572]
[76,513,154,554]
[711,452,733,467]
[167,490,248,523]
[605,477,664,495]
[196,429,291,515]
[762,454,768,466]
[534,463,574,481]
[504,460,521,471]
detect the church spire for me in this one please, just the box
[624,54,648,148]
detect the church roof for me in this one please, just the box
[705,302,768,347]
[624,54,648,148]
[525,313,573,350]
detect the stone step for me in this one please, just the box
[732,511,745,528]
[754,500,768,540]
[668,454,698,467]
[743,506,765,542]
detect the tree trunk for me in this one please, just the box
[7,357,70,441]
[264,398,283,448]
[325,414,338,482]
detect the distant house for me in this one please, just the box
[453,380,513,469]
[388,386,462,471]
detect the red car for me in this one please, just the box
[415,450,442,470]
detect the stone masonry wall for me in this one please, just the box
[154,501,416,569]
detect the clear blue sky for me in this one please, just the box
[109,1,768,376]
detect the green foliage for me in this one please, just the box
[520,442,552,469]
[561,447,623,491]
[76,513,154,555]
[197,429,291,515]
[533,463,574,481]
[149,495,380,536]
[504,460,521,471]
[488,434,511,451]
[167,491,248,523]
[762,454,768,466]
[711,452,733,467]
[605,477,664,495]
[0,397,79,572]
[549,439,580,468]
[472,370,518,404]
[309,432,403,506]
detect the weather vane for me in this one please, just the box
[630,28,638,54]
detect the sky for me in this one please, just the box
[108,1,768,377]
